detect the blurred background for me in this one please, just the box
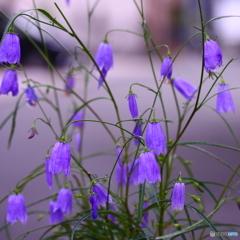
[0,0,240,239]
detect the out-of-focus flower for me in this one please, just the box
[95,41,113,88]
[6,194,28,224]
[0,33,20,65]
[92,183,113,207]
[65,0,70,5]
[74,130,81,151]
[204,39,222,73]
[45,156,52,189]
[89,193,98,219]
[146,121,166,156]
[172,78,197,101]
[72,110,84,129]
[115,143,123,165]
[160,56,172,81]
[127,92,138,118]
[141,201,149,228]
[49,142,71,177]
[216,83,235,114]
[25,87,38,107]
[49,200,64,224]
[55,188,72,214]
[0,69,18,96]
[64,75,75,96]
[133,121,142,145]
[172,182,185,211]
[138,151,161,184]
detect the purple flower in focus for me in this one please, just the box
[133,121,142,145]
[160,56,172,81]
[127,93,138,118]
[0,33,21,64]
[55,188,72,214]
[6,194,28,224]
[0,69,18,96]
[45,156,52,189]
[146,121,166,156]
[49,200,64,224]
[64,75,74,95]
[141,201,149,228]
[172,78,197,101]
[216,83,235,114]
[25,87,38,107]
[138,151,161,184]
[49,142,71,177]
[72,110,84,129]
[75,131,81,151]
[204,40,222,73]
[89,194,98,219]
[92,183,113,207]
[95,41,113,88]
[172,182,185,211]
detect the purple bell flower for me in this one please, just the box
[138,151,161,184]
[6,194,28,224]
[49,142,71,177]
[160,56,172,81]
[0,33,21,65]
[216,83,235,114]
[92,183,113,207]
[115,145,123,165]
[172,78,197,101]
[45,157,52,189]
[64,75,74,96]
[146,122,167,156]
[0,69,18,96]
[133,121,142,145]
[49,200,64,224]
[55,188,72,214]
[172,182,185,211]
[204,40,222,73]
[72,110,84,129]
[127,93,138,119]
[98,67,107,89]
[89,194,98,219]
[74,131,81,151]
[25,87,38,107]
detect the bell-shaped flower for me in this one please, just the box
[6,193,28,224]
[45,156,52,189]
[146,121,167,156]
[138,151,161,184]
[0,33,21,65]
[0,69,18,96]
[89,193,98,219]
[160,56,172,81]
[91,183,113,207]
[55,188,72,214]
[49,141,71,177]
[72,110,84,129]
[172,182,185,211]
[172,78,197,101]
[28,126,38,139]
[64,75,75,96]
[133,121,142,145]
[127,92,138,119]
[25,86,38,107]
[49,200,64,224]
[216,83,235,114]
[204,39,222,73]
[74,130,81,151]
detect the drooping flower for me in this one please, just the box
[49,200,64,224]
[49,141,71,177]
[127,92,138,119]
[138,151,161,184]
[28,125,38,139]
[72,110,84,129]
[172,78,197,101]
[204,39,222,73]
[141,201,149,228]
[216,83,235,114]
[0,69,18,96]
[89,193,98,219]
[146,121,167,156]
[6,194,28,224]
[160,56,172,81]
[0,33,21,65]
[172,182,185,211]
[74,130,81,151]
[55,188,72,214]
[45,156,52,189]
[25,86,38,107]
[91,183,113,207]
[133,121,142,145]
[95,41,113,88]
[115,144,123,165]
[64,75,75,95]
